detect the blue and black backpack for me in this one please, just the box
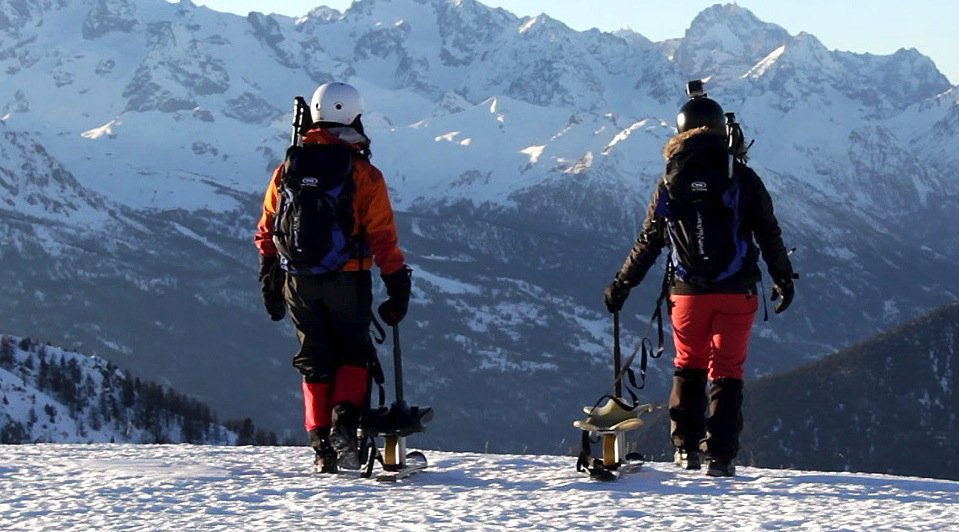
[273,143,357,275]
[655,138,750,287]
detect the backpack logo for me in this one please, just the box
[273,144,356,274]
[695,211,707,258]
[656,151,750,287]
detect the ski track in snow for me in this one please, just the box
[1,444,957,531]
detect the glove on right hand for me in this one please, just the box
[771,280,794,314]
[378,266,412,326]
[603,276,631,314]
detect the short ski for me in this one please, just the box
[375,451,427,482]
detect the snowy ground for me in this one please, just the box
[1,444,957,531]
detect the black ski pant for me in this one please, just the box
[668,367,708,452]
[285,270,376,383]
[701,377,744,461]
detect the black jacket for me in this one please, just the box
[616,128,794,295]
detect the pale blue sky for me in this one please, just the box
[174,0,958,84]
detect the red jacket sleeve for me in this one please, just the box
[353,160,405,275]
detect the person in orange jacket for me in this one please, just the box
[254,82,411,473]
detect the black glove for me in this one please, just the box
[770,279,794,314]
[378,266,412,326]
[603,275,631,314]
[258,255,286,321]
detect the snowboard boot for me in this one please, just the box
[308,427,337,474]
[668,367,708,454]
[329,403,362,470]
[674,448,702,470]
[706,458,736,477]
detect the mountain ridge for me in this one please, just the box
[1,0,957,454]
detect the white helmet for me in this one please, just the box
[309,82,363,125]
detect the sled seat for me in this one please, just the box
[572,397,651,433]
[365,401,434,437]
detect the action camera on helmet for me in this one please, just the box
[685,79,706,99]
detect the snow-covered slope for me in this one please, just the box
[1,0,958,454]
[1,444,956,530]
[0,334,239,444]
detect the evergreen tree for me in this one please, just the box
[1,420,28,444]
[121,375,135,408]
[0,336,15,365]
[44,404,57,424]
[225,418,256,446]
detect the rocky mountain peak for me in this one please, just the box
[302,6,342,23]
[872,47,952,106]
[672,3,790,76]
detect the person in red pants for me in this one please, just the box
[604,81,795,477]
[255,82,411,473]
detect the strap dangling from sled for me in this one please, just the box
[574,311,655,478]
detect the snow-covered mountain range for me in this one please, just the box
[1,0,957,452]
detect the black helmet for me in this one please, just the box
[676,97,725,133]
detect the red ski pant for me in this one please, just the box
[670,293,758,381]
[302,365,369,431]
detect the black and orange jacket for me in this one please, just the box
[254,127,405,276]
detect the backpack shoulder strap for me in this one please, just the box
[654,181,670,218]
